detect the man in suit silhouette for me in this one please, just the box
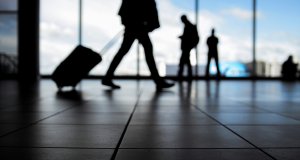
[102,0,174,90]
[205,28,221,79]
[177,15,199,81]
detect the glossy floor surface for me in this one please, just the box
[1,79,300,160]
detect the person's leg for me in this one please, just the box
[206,55,212,78]
[186,49,193,80]
[179,49,192,81]
[102,31,135,88]
[138,32,160,82]
[177,51,186,79]
[138,32,174,89]
[214,54,221,78]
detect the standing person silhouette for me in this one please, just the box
[205,28,221,79]
[177,15,199,81]
[102,0,174,90]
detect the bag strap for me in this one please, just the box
[99,30,124,55]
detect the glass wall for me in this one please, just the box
[40,0,196,76]
[0,0,17,10]
[39,0,299,78]
[82,0,133,76]
[0,0,18,77]
[257,0,300,77]
[83,0,195,76]
[154,0,195,77]
[199,0,252,77]
[40,0,79,74]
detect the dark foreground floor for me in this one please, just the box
[0,79,300,160]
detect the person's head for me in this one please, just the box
[288,55,293,62]
[211,28,215,35]
[181,14,189,24]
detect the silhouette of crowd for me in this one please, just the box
[100,0,227,89]
[50,0,300,94]
[57,0,299,91]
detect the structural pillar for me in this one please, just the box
[18,0,40,82]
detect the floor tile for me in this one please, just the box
[0,124,25,136]
[121,126,252,148]
[280,113,300,121]
[229,126,300,147]
[115,149,273,160]
[198,106,266,113]
[1,80,300,160]
[40,112,130,125]
[130,112,217,125]
[0,148,113,160]
[195,99,245,106]
[135,104,199,113]
[67,101,134,113]
[264,149,300,160]
[209,113,300,125]
[0,124,124,148]
[253,101,300,113]
[1,99,71,113]
[0,112,53,124]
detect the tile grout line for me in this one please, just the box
[0,106,75,138]
[239,101,300,122]
[0,146,115,149]
[2,146,300,150]
[110,89,142,160]
[192,104,278,160]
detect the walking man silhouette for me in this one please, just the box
[177,15,199,81]
[205,28,221,78]
[102,0,174,90]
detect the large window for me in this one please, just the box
[40,0,79,74]
[40,0,196,76]
[39,0,299,78]
[154,0,195,77]
[199,0,252,77]
[257,0,300,77]
[0,0,18,77]
[82,0,130,76]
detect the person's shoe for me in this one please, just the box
[102,78,121,89]
[156,81,175,90]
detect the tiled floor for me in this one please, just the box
[0,79,300,160]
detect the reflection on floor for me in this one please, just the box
[0,79,300,160]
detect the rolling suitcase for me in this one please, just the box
[52,45,102,89]
[52,31,123,90]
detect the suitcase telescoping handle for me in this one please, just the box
[99,30,124,55]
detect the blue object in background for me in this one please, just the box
[209,61,250,77]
